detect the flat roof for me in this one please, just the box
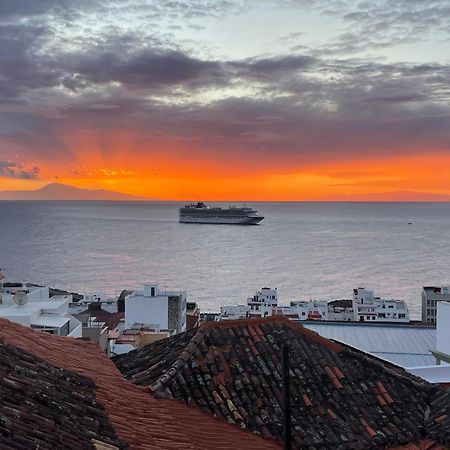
[407,365,450,384]
[302,321,436,368]
[32,315,71,328]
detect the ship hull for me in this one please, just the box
[179,215,264,225]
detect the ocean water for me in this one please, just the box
[1,201,450,319]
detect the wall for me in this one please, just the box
[3,313,31,327]
[437,302,450,356]
[82,326,108,351]
[125,295,168,329]
[139,332,170,347]
[28,287,50,301]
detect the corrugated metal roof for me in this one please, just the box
[302,322,436,368]
[407,365,450,384]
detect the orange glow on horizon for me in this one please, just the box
[2,151,450,201]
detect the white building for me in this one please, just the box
[405,301,450,384]
[221,288,330,321]
[286,300,329,320]
[0,284,82,337]
[352,287,409,322]
[435,301,450,364]
[221,287,410,323]
[69,292,118,315]
[422,286,450,323]
[125,284,186,333]
[221,287,279,319]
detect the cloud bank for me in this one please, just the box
[0,0,449,196]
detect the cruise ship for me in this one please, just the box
[179,202,264,225]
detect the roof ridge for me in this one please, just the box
[149,326,208,392]
[200,315,343,353]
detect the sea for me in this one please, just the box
[1,201,450,319]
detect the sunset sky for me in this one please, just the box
[0,0,449,200]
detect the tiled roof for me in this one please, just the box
[114,316,450,450]
[0,339,124,449]
[94,312,124,330]
[0,318,278,450]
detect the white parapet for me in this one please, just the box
[437,301,450,358]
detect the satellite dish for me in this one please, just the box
[13,291,28,307]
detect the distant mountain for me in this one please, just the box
[315,191,450,202]
[0,183,150,201]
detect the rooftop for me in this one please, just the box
[302,321,436,368]
[0,338,123,449]
[0,318,278,450]
[114,316,450,449]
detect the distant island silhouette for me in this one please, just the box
[1,184,450,202]
[314,191,450,202]
[0,183,150,201]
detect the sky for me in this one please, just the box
[0,0,449,200]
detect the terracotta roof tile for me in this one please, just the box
[0,318,278,450]
[115,316,450,449]
[0,339,124,449]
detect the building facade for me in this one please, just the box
[221,287,410,323]
[125,284,186,333]
[422,286,450,323]
[352,287,409,322]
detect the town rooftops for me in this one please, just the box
[114,316,450,449]
[0,318,278,450]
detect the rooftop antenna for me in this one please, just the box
[282,344,292,450]
[0,268,5,304]
[13,291,28,307]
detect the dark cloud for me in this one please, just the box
[0,161,40,179]
[0,24,60,101]
[0,0,96,20]
[65,48,227,90]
